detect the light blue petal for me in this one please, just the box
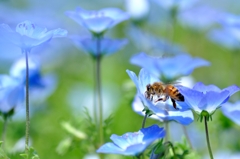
[126,70,141,94]
[177,86,204,113]
[198,90,230,113]
[221,101,240,125]
[193,82,221,93]
[140,124,165,141]
[82,17,114,33]
[222,85,240,96]
[130,52,159,77]
[101,38,128,56]
[96,142,124,154]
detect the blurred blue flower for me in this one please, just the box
[178,82,240,116]
[10,58,57,102]
[97,124,165,156]
[0,20,67,52]
[71,36,128,58]
[208,13,240,50]
[221,101,240,125]
[127,68,194,125]
[153,0,197,10]
[178,5,224,31]
[127,26,185,55]
[0,75,24,114]
[65,7,129,35]
[130,52,210,82]
[207,28,240,50]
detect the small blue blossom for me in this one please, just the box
[207,28,240,50]
[97,124,165,156]
[65,7,129,35]
[130,52,210,82]
[178,5,224,31]
[71,36,128,58]
[127,27,185,55]
[127,68,194,125]
[178,82,240,116]
[10,58,57,102]
[221,101,240,125]
[0,75,24,114]
[0,20,67,52]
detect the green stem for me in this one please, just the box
[204,116,214,159]
[1,118,8,149]
[141,113,148,128]
[95,36,104,154]
[24,50,30,153]
[164,122,169,142]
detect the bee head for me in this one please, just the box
[146,84,151,91]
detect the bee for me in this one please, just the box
[145,82,184,109]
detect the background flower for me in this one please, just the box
[221,101,240,125]
[0,20,67,52]
[71,36,128,58]
[130,52,210,82]
[65,7,129,35]
[97,124,165,156]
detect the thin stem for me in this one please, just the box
[164,122,169,142]
[165,141,176,159]
[1,119,8,149]
[25,50,30,153]
[93,59,98,126]
[95,36,104,148]
[181,125,193,149]
[204,116,214,159]
[141,113,148,128]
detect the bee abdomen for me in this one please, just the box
[176,93,184,101]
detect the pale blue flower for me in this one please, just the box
[221,101,240,125]
[65,7,129,35]
[130,52,210,82]
[0,75,24,114]
[178,82,240,115]
[10,58,57,102]
[97,124,165,156]
[127,68,194,125]
[71,36,128,58]
[0,20,67,52]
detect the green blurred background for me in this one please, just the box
[1,0,240,158]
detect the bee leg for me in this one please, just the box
[171,98,179,110]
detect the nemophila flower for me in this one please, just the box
[177,82,240,120]
[0,75,24,115]
[97,124,165,156]
[130,52,210,82]
[71,36,128,58]
[221,101,240,125]
[65,7,129,35]
[178,5,224,31]
[10,58,57,102]
[207,28,240,50]
[0,20,67,52]
[127,27,185,55]
[127,68,194,125]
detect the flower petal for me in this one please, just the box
[193,82,221,93]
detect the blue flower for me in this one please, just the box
[0,20,67,52]
[178,5,224,31]
[97,124,165,156]
[127,68,194,125]
[207,28,240,50]
[221,101,240,125]
[177,82,240,115]
[65,7,129,35]
[130,52,210,82]
[10,58,57,102]
[127,27,185,55]
[71,36,128,58]
[125,0,149,20]
[0,75,24,114]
